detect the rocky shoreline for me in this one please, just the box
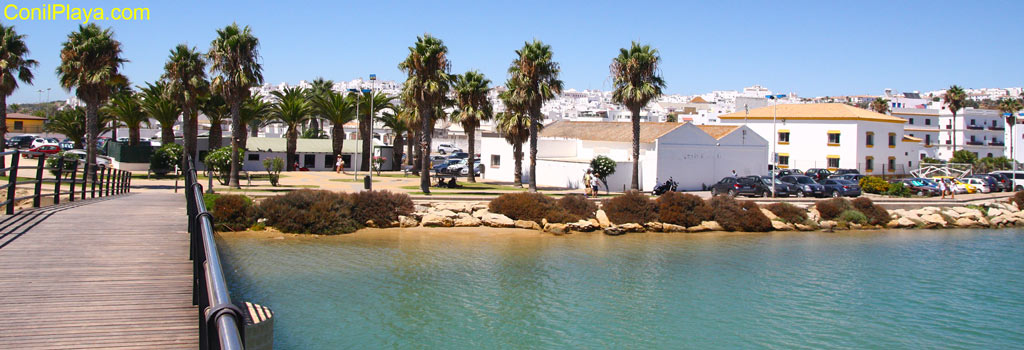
[397,199,1024,235]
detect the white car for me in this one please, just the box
[962,177,990,193]
[30,137,59,149]
[445,158,468,173]
[991,171,1024,191]
[64,150,112,168]
[436,143,461,155]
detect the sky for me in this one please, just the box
[3,0,1023,103]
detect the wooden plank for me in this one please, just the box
[0,192,198,348]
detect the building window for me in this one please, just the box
[909,118,914,125]
[325,154,337,169]
[888,133,896,148]
[865,156,874,172]
[925,134,931,145]
[491,154,501,168]
[827,131,841,146]
[247,154,259,161]
[888,157,896,171]
[778,130,790,144]
[865,132,874,147]
[778,154,789,168]
[827,156,840,170]
[13,121,23,130]
[987,153,993,158]
[925,119,931,125]
[304,154,316,168]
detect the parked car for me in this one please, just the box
[459,161,484,176]
[30,137,59,149]
[759,176,791,197]
[985,172,1014,192]
[23,144,61,158]
[828,173,865,182]
[445,158,468,173]
[961,177,991,193]
[436,143,461,155]
[59,139,75,150]
[780,175,826,197]
[432,158,462,173]
[446,152,469,160]
[64,149,111,168]
[930,176,971,194]
[820,178,861,197]
[774,169,799,177]
[832,169,860,176]
[709,176,762,197]
[429,155,447,167]
[899,178,941,196]
[990,171,1024,191]
[6,135,36,148]
[804,168,832,181]
[968,174,1004,192]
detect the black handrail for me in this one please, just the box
[183,155,244,350]
[2,149,131,215]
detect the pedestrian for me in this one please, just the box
[731,169,737,177]
[948,179,955,199]
[583,170,593,197]
[591,172,600,196]
[335,156,344,174]
[293,161,300,171]
[939,179,947,199]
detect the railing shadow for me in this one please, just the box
[0,194,130,250]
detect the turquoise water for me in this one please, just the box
[219,229,1024,349]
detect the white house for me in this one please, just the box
[480,121,768,191]
[720,103,925,175]
[191,137,393,172]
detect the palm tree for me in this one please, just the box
[307,77,334,130]
[355,91,395,171]
[56,23,128,179]
[999,97,1022,172]
[140,81,181,145]
[313,90,357,159]
[240,92,271,148]
[0,24,37,175]
[944,85,966,156]
[269,87,312,171]
[380,105,410,170]
[498,79,535,186]
[507,40,563,192]
[209,23,263,187]
[452,71,493,182]
[44,107,86,149]
[103,91,150,145]
[399,34,452,193]
[611,42,665,190]
[202,93,229,149]
[870,97,890,114]
[163,44,208,166]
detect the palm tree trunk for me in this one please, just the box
[0,96,7,177]
[361,115,372,171]
[419,107,432,193]
[209,121,223,149]
[129,127,140,146]
[513,141,523,186]
[407,130,416,166]
[393,132,404,171]
[287,127,298,171]
[228,102,242,188]
[528,107,539,192]
[331,123,344,159]
[161,125,175,146]
[85,101,99,186]
[630,107,640,190]
[240,123,249,149]
[951,111,957,157]
[467,126,476,182]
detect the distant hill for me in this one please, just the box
[6,101,60,117]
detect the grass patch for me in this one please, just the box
[330,178,381,183]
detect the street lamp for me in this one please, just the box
[766,94,787,197]
[347,88,361,178]
[1009,111,1024,184]
[367,74,376,190]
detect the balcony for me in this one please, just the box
[966,140,985,145]
[989,125,1005,131]
[966,125,985,130]
[990,141,1005,146]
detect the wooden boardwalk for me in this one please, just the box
[0,192,198,349]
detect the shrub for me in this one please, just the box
[657,192,713,227]
[859,176,889,194]
[204,146,245,185]
[1013,191,1024,210]
[203,193,220,212]
[351,190,414,227]
[601,190,657,224]
[815,197,852,220]
[558,194,597,220]
[707,196,771,232]
[150,143,183,175]
[589,156,616,194]
[489,192,579,223]
[250,222,266,231]
[263,157,284,186]
[851,197,890,225]
[212,195,256,231]
[838,210,868,225]
[738,201,773,232]
[258,189,360,234]
[765,202,808,223]
[46,151,80,177]
[885,182,911,198]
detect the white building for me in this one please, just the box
[936,107,1006,159]
[480,121,768,191]
[720,103,924,175]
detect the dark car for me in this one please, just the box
[968,174,1003,192]
[446,152,469,161]
[432,159,461,173]
[832,169,860,176]
[780,175,826,197]
[804,168,832,181]
[6,135,35,149]
[821,179,861,197]
[986,172,1014,192]
[774,169,799,177]
[829,173,865,182]
[759,176,791,197]
[899,178,941,196]
[710,176,762,197]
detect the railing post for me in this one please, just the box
[90,164,97,198]
[105,167,112,197]
[32,153,44,208]
[127,173,132,193]
[54,155,64,205]
[6,150,20,215]
[118,170,124,194]
[69,159,77,202]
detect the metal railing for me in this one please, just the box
[1,149,131,215]
[183,155,244,350]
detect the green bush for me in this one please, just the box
[203,193,220,212]
[211,195,256,231]
[589,155,616,193]
[838,210,868,225]
[204,146,245,185]
[859,176,889,194]
[1013,192,1024,210]
[263,157,284,186]
[489,192,579,224]
[258,189,360,234]
[707,196,771,232]
[46,151,80,177]
[601,190,658,224]
[816,197,852,220]
[851,197,890,225]
[150,143,183,175]
[350,190,414,227]
[558,194,597,220]
[885,182,911,198]
[657,192,713,227]
[765,202,808,224]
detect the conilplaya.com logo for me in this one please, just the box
[5,3,149,24]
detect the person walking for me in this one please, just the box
[591,171,600,196]
[731,170,738,178]
[948,179,956,199]
[583,170,593,197]
[940,178,948,199]
[335,156,344,174]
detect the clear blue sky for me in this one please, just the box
[4,0,1022,103]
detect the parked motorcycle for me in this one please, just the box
[653,177,678,195]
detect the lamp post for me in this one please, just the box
[367,74,376,190]
[348,88,361,179]
[766,94,786,197]
[1010,111,1024,186]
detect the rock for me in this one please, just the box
[700,221,724,231]
[920,213,947,227]
[921,206,942,213]
[603,226,625,236]
[771,220,794,231]
[567,220,597,232]
[819,220,838,230]
[686,225,709,233]
[954,217,979,228]
[760,208,779,221]
[589,219,601,227]
[452,213,481,227]
[471,203,488,211]
[420,213,453,227]
[435,209,459,219]
[794,223,815,231]
[988,208,1008,218]
[515,220,541,230]
[662,223,686,232]
[618,223,646,233]
[941,210,961,219]
[398,215,419,228]
[435,202,470,213]
[481,213,515,228]
[644,222,664,232]
[414,204,430,213]
[544,223,567,234]
[849,223,863,230]
[472,209,490,219]
[896,217,917,228]
[596,210,612,227]
[808,209,821,222]
[885,220,899,228]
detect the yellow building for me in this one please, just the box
[6,113,46,134]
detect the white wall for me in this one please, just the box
[655,124,768,191]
